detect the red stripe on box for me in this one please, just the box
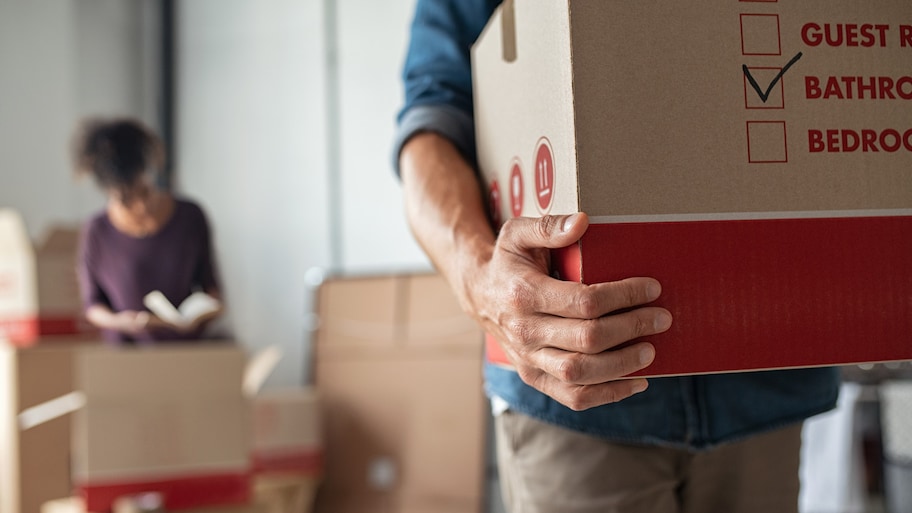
[0,316,38,346]
[38,315,80,335]
[252,448,323,476]
[487,215,912,377]
[78,471,250,512]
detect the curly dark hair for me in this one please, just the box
[72,118,165,192]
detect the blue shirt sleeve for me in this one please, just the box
[392,0,501,173]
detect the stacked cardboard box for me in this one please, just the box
[35,227,93,337]
[0,209,96,346]
[0,343,82,513]
[251,387,322,513]
[251,387,322,477]
[473,0,912,377]
[71,345,252,513]
[41,496,268,513]
[10,342,328,513]
[312,273,487,513]
[0,210,39,344]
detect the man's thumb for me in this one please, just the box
[499,212,588,251]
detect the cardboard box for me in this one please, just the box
[473,0,912,376]
[253,474,318,513]
[41,496,268,513]
[71,345,252,513]
[0,209,39,344]
[35,227,93,337]
[251,387,323,477]
[312,273,486,513]
[0,209,95,346]
[0,343,82,513]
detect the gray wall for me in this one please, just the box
[0,0,431,387]
[0,0,158,239]
[176,0,431,388]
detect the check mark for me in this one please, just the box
[743,52,803,103]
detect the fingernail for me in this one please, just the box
[654,312,672,332]
[639,346,655,365]
[632,380,649,394]
[646,281,661,301]
[561,213,580,233]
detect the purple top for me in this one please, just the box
[77,198,220,344]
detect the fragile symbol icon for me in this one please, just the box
[534,137,554,213]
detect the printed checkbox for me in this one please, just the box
[741,14,781,56]
[743,67,785,109]
[746,121,788,163]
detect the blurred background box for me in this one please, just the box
[0,342,85,513]
[41,495,269,513]
[34,226,96,337]
[0,209,39,345]
[71,344,251,513]
[312,272,486,513]
[252,387,322,477]
[253,474,318,513]
[0,209,95,347]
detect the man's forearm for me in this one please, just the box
[399,132,495,305]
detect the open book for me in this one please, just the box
[143,290,221,329]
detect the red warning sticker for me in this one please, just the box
[534,137,554,213]
[509,159,523,218]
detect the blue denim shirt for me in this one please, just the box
[394,0,839,450]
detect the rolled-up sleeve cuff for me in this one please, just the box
[392,104,476,176]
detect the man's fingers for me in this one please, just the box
[520,307,671,354]
[533,342,655,386]
[531,277,664,319]
[522,366,650,411]
[498,213,589,253]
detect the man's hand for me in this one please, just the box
[399,132,671,411]
[465,213,672,411]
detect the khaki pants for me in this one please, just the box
[495,411,802,513]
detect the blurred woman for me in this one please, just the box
[73,117,223,344]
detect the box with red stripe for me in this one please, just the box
[251,388,323,477]
[72,345,252,512]
[474,0,912,376]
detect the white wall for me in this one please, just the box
[0,0,154,240]
[336,0,429,271]
[177,0,430,387]
[1,0,430,387]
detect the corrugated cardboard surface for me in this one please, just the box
[0,210,39,344]
[0,343,81,513]
[0,214,92,344]
[474,1,912,376]
[252,388,323,476]
[253,474,318,513]
[72,344,251,512]
[569,0,911,216]
[313,273,486,513]
[475,0,911,218]
[35,227,93,336]
[40,496,269,513]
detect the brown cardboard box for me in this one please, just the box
[0,343,82,513]
[0,211,95,346]
[252,388,322,477]
[41,496,268,513]
[473,0,912,376]
[34,226,94,337]
[0,209,39,345]
[71,344,252,513]
[312,273,486,513]
[253,474,318,513]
